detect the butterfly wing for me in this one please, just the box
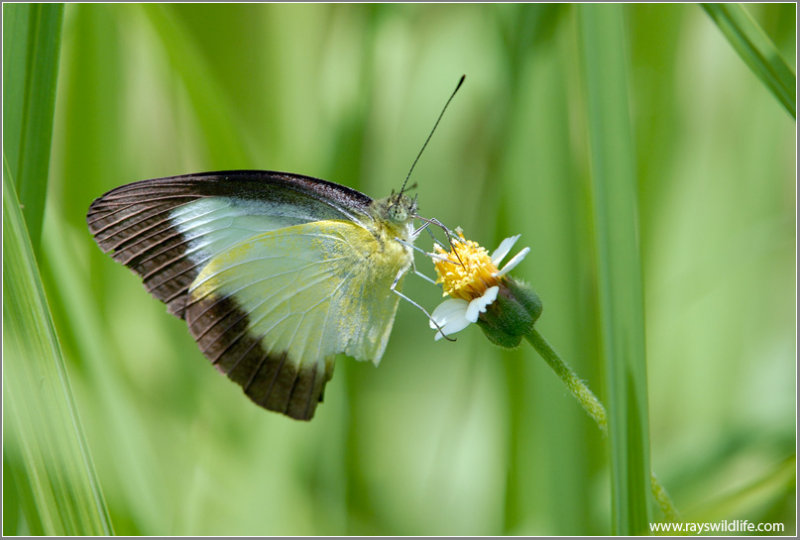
[87,170,412,420]
[87,170,373,316]
[185,220,409,419]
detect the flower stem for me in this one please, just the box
[524,328,680,522]
[651,472,681,523]
[525,328,607,433]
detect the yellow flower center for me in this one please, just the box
[432,233,500,301]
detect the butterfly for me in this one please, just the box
[87,76,464,421]
[87,171,423,420]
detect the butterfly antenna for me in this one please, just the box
[399,74,466,196]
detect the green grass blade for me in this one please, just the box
[140,4,252,167]
[2,3,65,249]
[2,166,113,536]
[701,3,796,119]
[2,3,30,175]
[686,455,795,523]
[578,5,652,534]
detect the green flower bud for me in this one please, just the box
[477,278,542,348]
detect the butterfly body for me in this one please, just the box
[88,171,416,420]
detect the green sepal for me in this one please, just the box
[477,278,543,348]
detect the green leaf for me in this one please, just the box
[702,3,796,119]
[2,3,65,250]
[2,165,113,536]
[578,4,652,534]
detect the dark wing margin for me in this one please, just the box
[87,170,372,318]
[87,170,367,420]
[185,294,334,420]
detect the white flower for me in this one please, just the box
[430,286,499,341]
[430,234,530,340]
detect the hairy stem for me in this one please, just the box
[525,328,680,522]
[525,328,607,433]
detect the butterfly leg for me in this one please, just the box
[390,268,455,342]
[425,226,448,249]
[394,236,451,263]
[393,237,448,286]
[411,216,466,267]
[413,267,437,285]
[411,216,457,250]
[407,251,440,285]
[411,218,431,240]
[412,215,458,239]
[412,217,454,253]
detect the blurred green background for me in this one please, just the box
[3,3,796,535]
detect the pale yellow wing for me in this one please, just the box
[184,218,412,419]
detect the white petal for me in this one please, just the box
[465,286,499,322]
[490,234,521,265]
[496,247,530,277]
[435,316,473,341]
[430,298,471,341]
[430,298,469,328]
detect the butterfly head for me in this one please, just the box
[374,189,418,226]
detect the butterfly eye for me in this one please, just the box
[388,204,408,222]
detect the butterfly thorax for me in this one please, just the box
[357,192,416,287]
